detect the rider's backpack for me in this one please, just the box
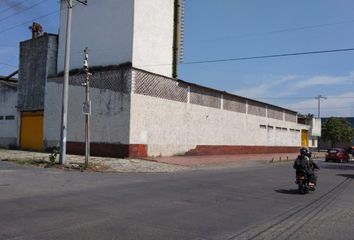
[295,156,309,172]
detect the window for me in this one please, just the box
[0,116,3,120]
[5,115,15,120]
[260,124,267,129]
[282,128,287,131]
[312,139,316,146]
[268,125,274,129]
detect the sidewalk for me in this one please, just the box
[149,153,299,167]
[0,149,325,173]
[150,151,326,168]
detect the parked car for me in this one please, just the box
[325,148,350,163]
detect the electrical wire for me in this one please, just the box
[293,106,354,110]
[0,10,59,34]
[0,1,81,35]
[131,47,354,68]
[0,62,17,68]
[206,19,354,42]
[0,0,51,23]
[258,96,354,100]
[0,0,27,15]
[181,48,354,65]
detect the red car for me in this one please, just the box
[325,148,350,163]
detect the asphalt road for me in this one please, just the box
[0,160,353,240]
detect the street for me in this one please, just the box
[0,160,353,240]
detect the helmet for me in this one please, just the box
[306,149,312,158]
[300,147,308,156]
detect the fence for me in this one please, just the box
[132,68,298,123]
[48,68,132,93]
[47,67,298,123]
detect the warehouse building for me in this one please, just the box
[0,0,318,158]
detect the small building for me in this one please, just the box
[298,116,321,149]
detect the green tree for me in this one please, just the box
[322,117,354,147]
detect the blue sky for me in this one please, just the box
[1,0,354,117]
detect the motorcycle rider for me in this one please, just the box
[293,147,319,185]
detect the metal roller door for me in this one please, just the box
[20,111,44,151]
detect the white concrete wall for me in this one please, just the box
[58,0,175,77]
[132,0,174,77]
[130,94,305,156]
[57,0,134,72]
[44,82,131,147]
[0,84,18,148]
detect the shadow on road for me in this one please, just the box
[337,174,354,179]
[274,189,299,195]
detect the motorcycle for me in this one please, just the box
[296,172,316,194]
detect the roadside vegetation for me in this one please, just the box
[322,117,354,148]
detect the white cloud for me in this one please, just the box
[290,73,354,91]
[234,72,354,98]
[286,92,354,117]
[233,72,354,117]
[234,75,297,98]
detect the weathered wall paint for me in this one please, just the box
[44,82,131,149]
[18,34,58,111]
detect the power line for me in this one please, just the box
[258,96,354,100]
[258,97,314,100]
[0,62,17,68]
[133,47,354,68]
[181,47,354,65]
[294,106,354,110]
[0,10,59,34]
[207,19,354,42]
[0,0,51,23]
[0,1,81,35]
[0,0,27,15]
[329,97,354,99]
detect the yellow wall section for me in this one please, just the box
[301,130,309,147]
[20,111,44,151]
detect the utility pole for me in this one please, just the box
[59,0,73,165]
[316,95,327,118]
[82,47,91,169]
[59,0,87,165]
[315,95,327,152]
